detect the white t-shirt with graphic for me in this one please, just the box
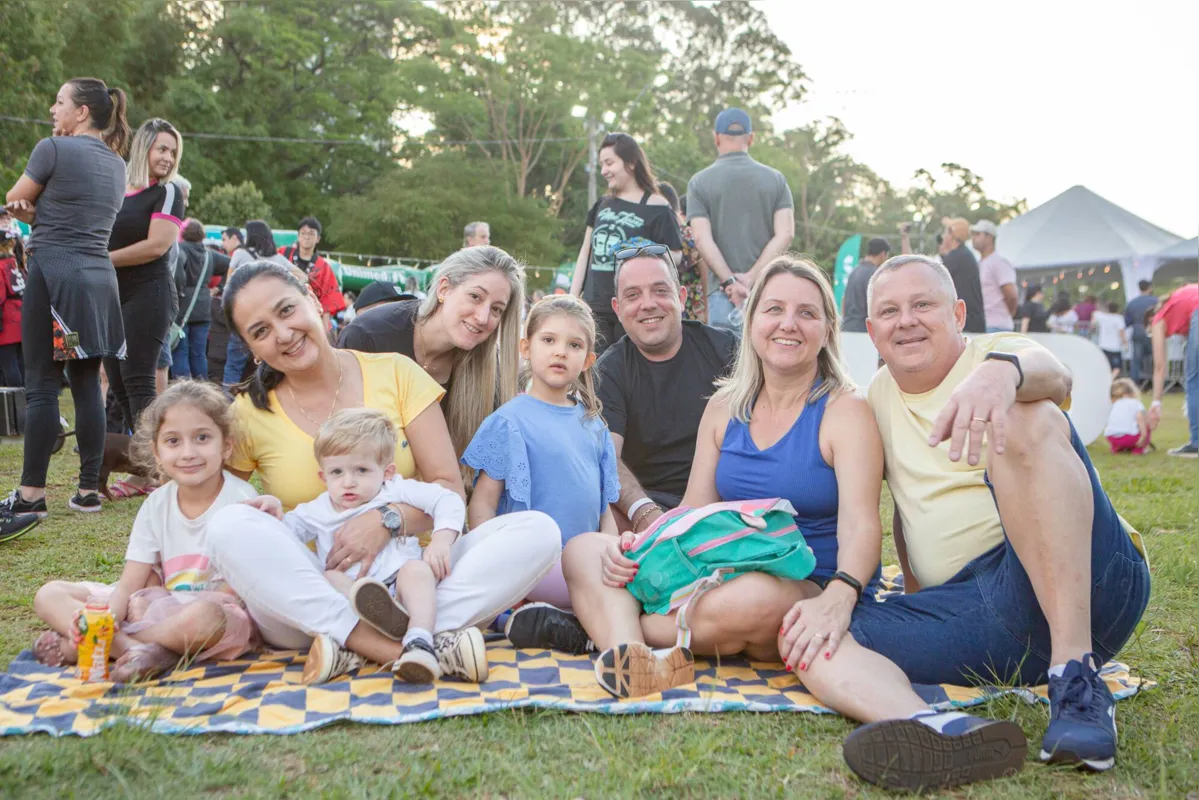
[124,472,258,591]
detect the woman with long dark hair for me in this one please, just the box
[1,78,130,535]
[104,119,185,439]
[569,133,682,353]
[205,260,560,682]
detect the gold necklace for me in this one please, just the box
[413,323,437,373]
[286,351,345,427]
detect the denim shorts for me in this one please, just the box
[849,413,1151,686]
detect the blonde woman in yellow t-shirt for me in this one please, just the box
[205,261,561,683]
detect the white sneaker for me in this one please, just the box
[394,638,440,683]
[302,633,364,685]
[350,578,410,640]
[434,627,488,683]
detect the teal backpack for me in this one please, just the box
[624,498,817,647]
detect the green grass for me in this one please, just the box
[1,404,1196,798]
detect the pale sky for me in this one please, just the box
[761,0,1197,239]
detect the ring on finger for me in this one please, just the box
[971,416,987,423]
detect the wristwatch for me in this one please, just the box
[380,504,405,540]
[719,275,736,289]
[983,351,1024,390]
[827,571,863,602]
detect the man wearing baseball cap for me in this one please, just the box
[940,216,986,333]
[685,107,794,330]
[971,220,1018,332]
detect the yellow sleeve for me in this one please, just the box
[227,394,260,474]
[392,355,446,426]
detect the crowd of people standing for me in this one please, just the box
[0,77,1191,794]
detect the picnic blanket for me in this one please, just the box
[0,567,1156,737]
[0,642,1153,737]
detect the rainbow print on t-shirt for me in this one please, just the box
[161,553,215,592]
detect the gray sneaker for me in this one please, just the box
[1167,442,1198,458]
[434,627,488,683]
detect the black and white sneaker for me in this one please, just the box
[1167,442,1198,458]
[1,489,48,519]
[68,492,103,513]
[505,602,594,654]
[394,638,440,683]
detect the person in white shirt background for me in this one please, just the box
[1092,301,1129,377]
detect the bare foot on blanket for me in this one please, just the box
[111,644,179,683]
[32,630,78,667]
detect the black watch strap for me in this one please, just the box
[828,571,863,602]
[983,351,1024,390]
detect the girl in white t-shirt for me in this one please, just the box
[1105,378,1150,455]
[31,381,260,681]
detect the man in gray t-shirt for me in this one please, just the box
[686,108,794,330]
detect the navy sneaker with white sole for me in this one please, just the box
[1040,653,1118,771]
[843,714,1027,792]
[505,602,593,655]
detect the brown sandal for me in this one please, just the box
[594,642,695,699]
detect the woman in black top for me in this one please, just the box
[2,78,130,528]
[1018,283,1050,334]
[569,133,682,353]
[105,118,185,436]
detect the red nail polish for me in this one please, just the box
[825,652,831,659]
[785,664,792,672]
[800,662,806,671]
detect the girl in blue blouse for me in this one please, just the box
[464,295,620,611]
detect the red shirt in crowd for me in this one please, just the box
[279,246,347,316]
[0,257,24,347]
[1153,283,1198,337]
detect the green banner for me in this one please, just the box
[332,262,432,293]
[833,235,862,309]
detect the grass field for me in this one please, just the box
[0,404,1196,798]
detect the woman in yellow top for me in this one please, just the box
[205,261,561,682]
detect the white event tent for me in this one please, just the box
[995,185,1184,300]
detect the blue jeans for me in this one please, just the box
[170,322,211,380]
[849,413,1150,686]
[986,325,1014,333]
[223,336,250,385]
[707,286,742,333]
[1186,308,1198,446]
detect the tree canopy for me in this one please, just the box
[0,0,1024,268]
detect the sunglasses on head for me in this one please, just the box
[613,243,675,268]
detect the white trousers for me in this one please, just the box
[206,505,561,649]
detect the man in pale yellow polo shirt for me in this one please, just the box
[778,254,1150,793]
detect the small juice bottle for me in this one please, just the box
[74,596,116,682]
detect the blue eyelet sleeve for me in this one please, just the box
[462,413,532,508]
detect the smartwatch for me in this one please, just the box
[983,351,1024,390]
[380,504,405,540]
[827,571,863,602]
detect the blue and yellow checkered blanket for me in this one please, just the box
[0,640,1152,737]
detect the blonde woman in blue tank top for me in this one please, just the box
[565,255,886,699]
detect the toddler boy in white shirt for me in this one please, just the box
[251,408,466,683]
